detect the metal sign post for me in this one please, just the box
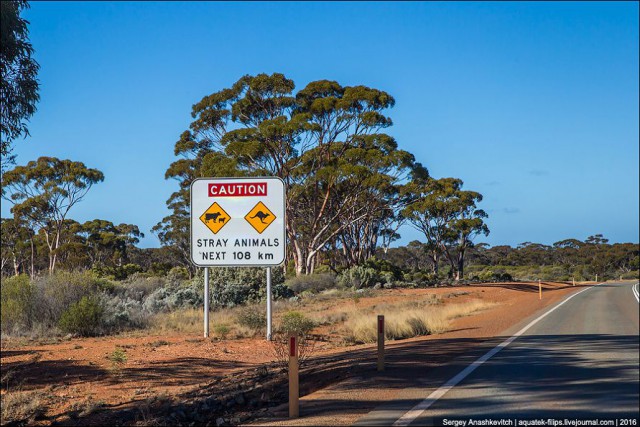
[204,267,209,338]
[190,177,286,339]
[266,267,272,340]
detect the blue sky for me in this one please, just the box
[3,1,638,248]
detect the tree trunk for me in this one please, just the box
[456,248,465,281]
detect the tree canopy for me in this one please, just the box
[0,0,39,171]
[157,73,429,275]
[2,157,104,273]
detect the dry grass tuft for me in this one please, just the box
[1,390,46,423]
[343,299,496,343]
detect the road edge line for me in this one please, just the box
[392,283,602,426]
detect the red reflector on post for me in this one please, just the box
[289,336,296,357]
[378,315,384,334]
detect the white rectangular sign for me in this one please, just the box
[190,177,286,267]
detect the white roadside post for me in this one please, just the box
[204,267,209,338]
[190,177,286,340]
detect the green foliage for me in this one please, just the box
[1,157,104,274]
[209,266,287,307]
[236,306,266,331]
[107,347,127,365]
[402,177,488,280]
[92,263,143,280]
[337,265,379,289]
[213,323,230,339]
[470,269,513,283]
[159,72,427,276]
[284,273,336,294]
[58,295,104,337]
[0,0,40,169]
[278,311,316,337]
[0,274,34,333]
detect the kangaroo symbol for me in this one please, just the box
[205,212,222,223]
[250,211,271,224]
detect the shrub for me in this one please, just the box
[285,273,336,294]
[236,306,266,332]
[278,311,316,336]
[364,257,403,281]
[167,266,190,281]
[1,275,34,333]
[213,323,230,339]
[210,266,286,307]
[58,296,104,337]
[337,266,378,289]
[32,271,112,330]
[121,275,167,301]
[1,391,45,424]
[100,293,149,332]
[271,311,317,370]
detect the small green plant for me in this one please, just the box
[271,311,317,370]
[236,306,266,332]
[58,295,104,337]
[213,323,230,339]
[108,347,128,365]
[278,311,316,336]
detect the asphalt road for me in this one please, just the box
[356,281,640,425]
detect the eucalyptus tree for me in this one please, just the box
[0,0,39,171]
[402,177,488,280]
[1,157,104,273]
[159,73,424,275]
[1,216,32,276]
[75,219,144,267]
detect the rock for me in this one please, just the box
[215,417,225,426]
[235,394,245,405]
[373,283,382,290]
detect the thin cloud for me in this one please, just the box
[503,207,520,214]
[529,169,548,176]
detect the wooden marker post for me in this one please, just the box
[538,279,542,300]
[289,335,299,418]
[377,315,385,372]
[572,277,575,287]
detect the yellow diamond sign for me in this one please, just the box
[199,202,230,234]
[245,201,276,234]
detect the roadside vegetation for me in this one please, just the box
[1,0,637,349]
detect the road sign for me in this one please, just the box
[190,177,286,267]
[199,201,230,234]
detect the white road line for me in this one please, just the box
[632,283,639,303]
[393,283,603,426]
